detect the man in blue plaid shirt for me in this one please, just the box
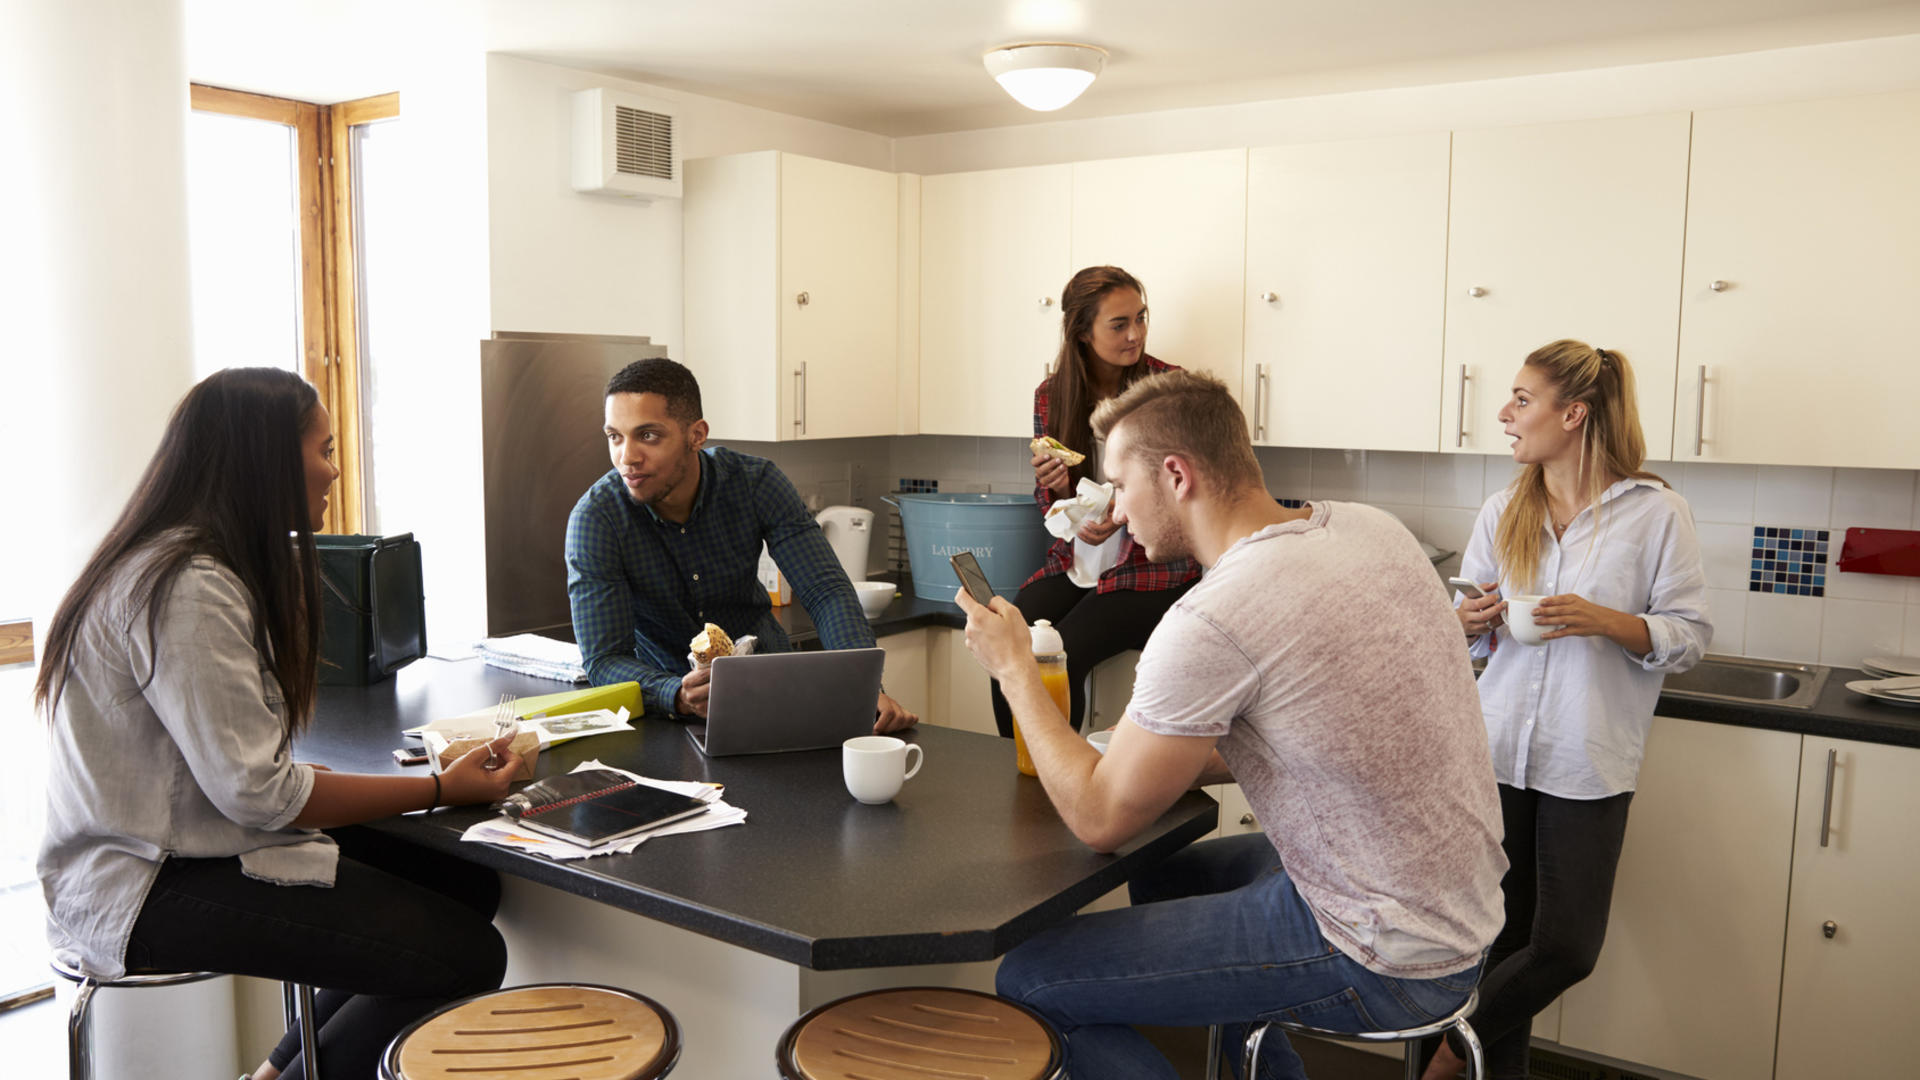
[566,358,917,732]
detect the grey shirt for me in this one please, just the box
[1129,502,1507,978]
[39,543,332,978]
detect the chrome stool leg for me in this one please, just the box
[279,981,321,1080]
[1203,1024,1223,1080]
[1243,1021,1274,1080]
[66,978,97,1080]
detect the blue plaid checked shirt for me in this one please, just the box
[565,446,874,715]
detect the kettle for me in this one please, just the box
[815,505,874,583]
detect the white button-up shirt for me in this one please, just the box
[1461,478,1712,798]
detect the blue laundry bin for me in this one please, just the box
[885,493,1052,603]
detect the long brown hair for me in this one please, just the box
[1494,340,1664,592]
[1045,266,1155,487]
[35,367,325,734]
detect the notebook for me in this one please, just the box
[687,648,886,757]
[500,769,708,849]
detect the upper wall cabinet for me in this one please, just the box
[1071,150,1248,390]
[1244,133,1450,450]
[918,165,1072,437]
[1441,113,1691,457]
[684,151,899,441]
[1677,89,1920,468]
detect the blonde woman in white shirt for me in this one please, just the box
[1425,340,1711,1080]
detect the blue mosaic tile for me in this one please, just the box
[895,478,940,493]
[1749,524,1828,597]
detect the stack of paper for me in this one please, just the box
[461,760,746,860]
[474,634,587,683]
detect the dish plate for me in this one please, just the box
[1862,655,1920,678]
[1845,679,1920,708]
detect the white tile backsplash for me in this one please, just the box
[1744,593,1825,663]
[893,435,1919,664]
[1310,448,1367,502]
[1704,588,1747,655]
[1678,462,1756,525]
[1423,453,1485,509]
[1831,467,1915,530]
[1753,465,1834,526]
[1818,599,1907,668]
[1366,452,1426,505]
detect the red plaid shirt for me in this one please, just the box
[1025,356,1202,594]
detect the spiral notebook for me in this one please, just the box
[498,768,708,849]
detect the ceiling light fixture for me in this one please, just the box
[983,42,1107,112]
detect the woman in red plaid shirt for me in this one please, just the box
[990,266,1202,738]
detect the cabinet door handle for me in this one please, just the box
[1455,364,1471,448]
[1467,286,1487,298]
[1039,296,1054,307]
[1238,813,1256,826]
[1819,747,1836,848]
[794,363,807,436]
[1693,365,1708,458]
[1708,279,1730,292]
[1257,291,1278,303]
[1253,363,1269,441]
[1822,920,1837,939]
[795,291,810,307]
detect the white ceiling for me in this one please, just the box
[186,0,1920,136]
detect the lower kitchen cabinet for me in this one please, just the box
[1774,737,1920,1079]
[877,626,930,726]
[1556,716,1802,1080]
[925,626,998,736]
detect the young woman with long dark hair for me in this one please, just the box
[1426,341,1711,1080]
[989,266,1201,737]
[36,367,522,1080]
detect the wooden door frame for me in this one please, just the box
[188,85,399,535]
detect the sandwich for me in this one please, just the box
[689,623,734,667]
[1030,435,1086,467]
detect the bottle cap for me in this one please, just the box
[1030,618,1065,655]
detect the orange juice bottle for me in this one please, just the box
[1014,620,1069,777]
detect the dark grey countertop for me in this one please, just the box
[787,579,1920,750]
[1652,666,1920,749]
[304,659,1218,970]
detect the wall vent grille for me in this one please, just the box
[613,106,673,180]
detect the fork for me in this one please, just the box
[488,694,519,766]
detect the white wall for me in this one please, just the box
[483,53,893,351]
[894,33,1920,174]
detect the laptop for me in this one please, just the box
[685,648,886,757]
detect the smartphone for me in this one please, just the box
[950,551,997,606]
[1446,576,1487,599]
[393,745,431,766]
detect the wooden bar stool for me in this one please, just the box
[777,987,1065,1080]
[48,960,323,1080]
[1205,989,1484,1080]
[379,983,680,1080]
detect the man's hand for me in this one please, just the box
[675,664,713,718]
[873,692,918,733]
[955,586,1035,686]
[1032,450,1071,496]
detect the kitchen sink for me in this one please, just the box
[1660,654,1831,710]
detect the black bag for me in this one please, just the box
[316,533,427,685]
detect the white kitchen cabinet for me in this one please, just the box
[683,151,899,441]
[1774,737,1920,1078]
[1676,89,1920,468]
[918,165,1072,437]
[1071,150,1248,390]
[926,626,998,736]
[1556,716,1801,1080]
[1243,133,1450,450]
[877,626,931,724]
[1441,113,1690,457]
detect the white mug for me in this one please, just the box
[1505,595,1561,647]
[843,735,924,805]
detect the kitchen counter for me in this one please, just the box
[783,581,1920,749]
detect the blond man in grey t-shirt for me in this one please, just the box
[959,370,1506,1080]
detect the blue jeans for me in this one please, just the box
[996,833,1483,1079]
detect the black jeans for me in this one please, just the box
[1458,784,1633,1079]
[988,573,1194,737]
[125,825,506,1080]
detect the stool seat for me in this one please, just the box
[382,984,679,1080]
[48,959,222,991]
[50,961,319,1080]
[778,987,1064,1080]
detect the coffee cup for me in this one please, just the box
[1086,728,1114,754]
[1505,595,1561,647]
[843,735,924,805]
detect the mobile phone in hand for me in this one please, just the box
[950,551,996,606]
[1446,577,1487,599]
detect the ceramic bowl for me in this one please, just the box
[853,581,896,619]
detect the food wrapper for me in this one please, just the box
[687,634,757,672]
[420,723,541,781]
[1043,478,1115,539]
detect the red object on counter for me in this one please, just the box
[1835,528,1920,577]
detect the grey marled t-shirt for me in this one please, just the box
[1129,501,1506,977]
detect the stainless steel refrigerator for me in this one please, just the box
[481,331,670,639]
